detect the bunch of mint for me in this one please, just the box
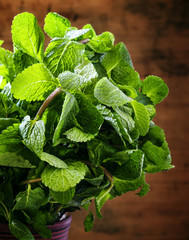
[0,12,173,239]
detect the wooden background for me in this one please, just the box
[0,0,189,239]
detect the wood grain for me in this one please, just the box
[0,0,188,239]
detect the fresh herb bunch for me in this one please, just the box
[0,12,174,239]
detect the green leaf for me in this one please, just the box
[101,42,133,77]
[58,71,88,91]
[104,150,144,180]
[40,152,68,168]
[0,47,13,67]
[114,106,135,132]
[94,77,132,107]
[136,183,150,197]
[11,12,44,62]
[64,29,94,41]
[74,58,98,81]
[145,105,156,119]
[53,93,79,144]
[0,40,3,46]
[11,63,59,101]
[113,172,146,195]
[0,123,21,144]
[0,47,14,85]
[117,85,138,99]
[111,64,142,90]
[44,39,85,77]
[84,212,94,232]
[44,12,71,38]
[142,75,169,105]
[64,127,96,142]
[19,116,45,155]
[85,167,104,186]
[0,118,19,132]
[95,188,111,219]
[74,92,104,134]
[87,139,116,167]
[0,152,35,168]
[32,211,52,239]
[50,187,75,204]
[14,187,46,212]
[41,161,87,191]
[9,218,35,240]
[87,32,115,53]
[130,100,150,136]
[96,104,127,145]
[141,123,174,173]
[13,48,38,75]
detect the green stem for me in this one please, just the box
[35,87,63,120]
[0,201,9,221]
[20,178,42,185]
[79,39,90,44]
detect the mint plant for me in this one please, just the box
[0,12,174,239]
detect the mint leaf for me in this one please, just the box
[44,12,71,38]
[141,123,173,173]
[64,127,96,142]
[64,29,93,41]
[19,116,45,155]
[0,152,34,168]
[44,39,85,77]
[111,64,142,90]
[32,211,52,239]
[96,104,128,145]
[117,85,138,99]
[0,123,21,144]
[136,183,150,197]
[95,188,111,219]
[0,47,14,85]
[12,12,44,62]
[74,92,104,134]
[40,152,67,168]
[9,219,35,240]
[14,187,46,212]
[87,139,116,167]
[130,100,150,136]
[58,58,98,91]
[142,141,173,173]
[114,106,135,132]
[94,78,132,107]
[50,187,75,204]
[84,212,94,232]
[42,161,87,191]
[87,32,115,53]
[53,93,79,144]
[114,172,146,195]
[0,118,19,132]
[145,105,156,119]
[58,71,88,91]
[74,58,98,81]
[104,150,144,180]
[13,48,38,75]
[101,42,133,77]
[142,75,169,105]
[11,63,59,101]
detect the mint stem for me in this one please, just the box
[35,87,63,120]
[21,178,42,185]
[78,39,90,44]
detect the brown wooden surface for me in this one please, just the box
[0,0,189,239]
